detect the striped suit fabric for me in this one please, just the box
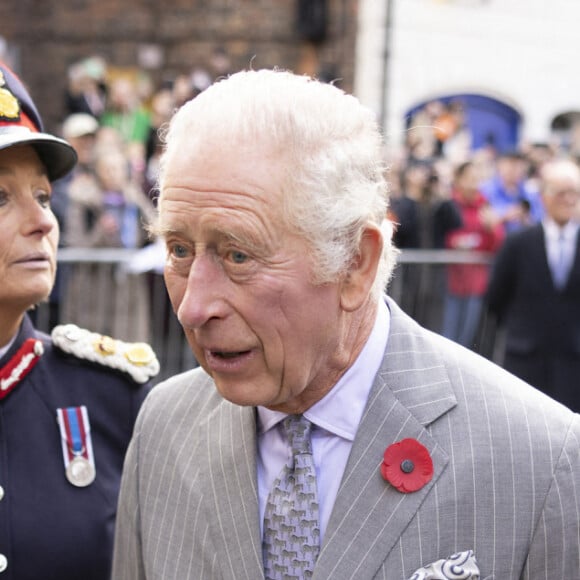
[112,297,580,579]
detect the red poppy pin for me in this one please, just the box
[381,438,434,493]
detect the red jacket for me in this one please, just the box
[445,190,505,296]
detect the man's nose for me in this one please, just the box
[177,252,227,329]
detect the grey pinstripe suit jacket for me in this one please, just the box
[112,297,580,579]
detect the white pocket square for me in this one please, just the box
[407,550,480,579]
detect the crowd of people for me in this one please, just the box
[1,54,579,579]
[394,101,580,414]
[111,68,580,580]
[50,60,580,413]
[43,54,231,341]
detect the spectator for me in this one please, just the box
[390,161,462,331]
[42,112,100,328]
[486,157,580,412]
[480,151,543,233]
[441,161,504,348]
[390,162,425,249]
[437,100,472,165]
[209,45,233,80]
[391,161,461,251]
[64,56,108,119]
[521,141,556,197]
[144,86,176,199]
[63,146,156,342]
[406,100,445,162]
[100,76,151,174]
[113,69,580,580]
[55,112,100,243]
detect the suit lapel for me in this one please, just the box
[565,226,580,290]
[314,298,456,579]
[202,401,265,580]
[534,224,555,288]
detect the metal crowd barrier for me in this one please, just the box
[31,248,500,385]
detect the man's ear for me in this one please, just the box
[340,225,383,312]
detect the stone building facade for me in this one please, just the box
[355,0,580,154]
[0,0,357,133]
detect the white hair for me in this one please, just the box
[159,69,397,295]
[541,157,580,193]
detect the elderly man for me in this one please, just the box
[112,70,580,580]
[486,157,580,412]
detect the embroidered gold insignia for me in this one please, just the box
[52,324,160,384]
[94,335,117,356]
[124,343,156,366]
[0,71,21,120]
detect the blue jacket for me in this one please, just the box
[480,174,544,233]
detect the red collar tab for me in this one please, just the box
[0,338,44,399]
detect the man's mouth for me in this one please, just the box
[203,347,253,373]
[212,350,250,359]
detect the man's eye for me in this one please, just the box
[170,244,189,258]
[229,250,249,264]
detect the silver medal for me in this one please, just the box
[65,455,96,487]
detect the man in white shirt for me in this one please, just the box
[112,70,580,580]
[486,157,580,411]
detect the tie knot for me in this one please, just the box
[283,415,313,456]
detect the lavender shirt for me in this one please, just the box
[256,298,390,543]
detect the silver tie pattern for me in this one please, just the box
[263,415,320,579]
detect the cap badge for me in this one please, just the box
[0,70,21,121]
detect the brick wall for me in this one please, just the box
[1,0,358,133]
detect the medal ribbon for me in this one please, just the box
[64,407,87,459]
[56,406,94,465]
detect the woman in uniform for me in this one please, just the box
[0,61,158,579]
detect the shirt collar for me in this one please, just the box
[543,218,579,241]
[257,298,390,441]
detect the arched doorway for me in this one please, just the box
[405,93,522,155]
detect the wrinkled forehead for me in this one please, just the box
[161,129,289,189]
[158,138,291,235]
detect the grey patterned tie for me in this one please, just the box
[263,414,320,579]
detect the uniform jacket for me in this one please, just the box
[0,315,153,580]
[112,297,580,580]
